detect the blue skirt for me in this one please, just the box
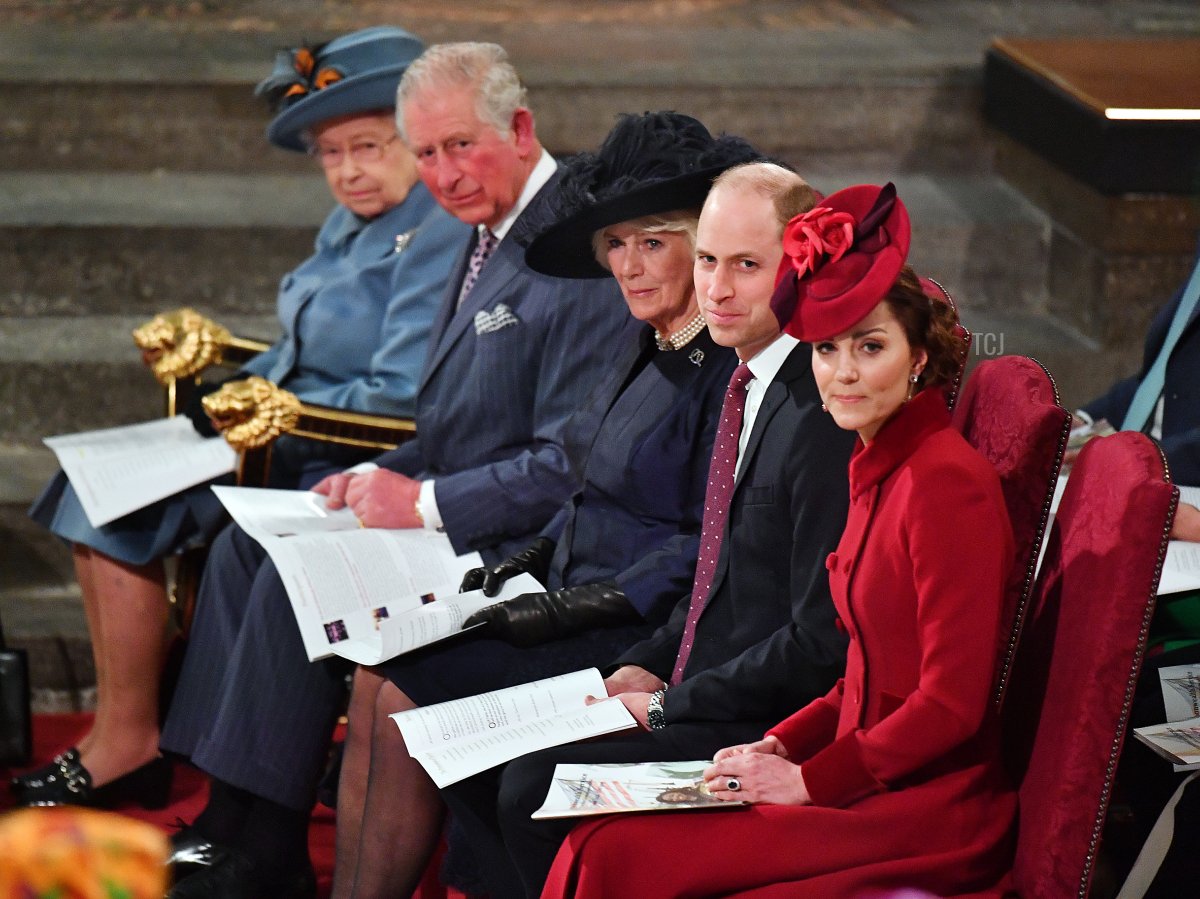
[29,470,233,566]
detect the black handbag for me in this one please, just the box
[0,613,32,766]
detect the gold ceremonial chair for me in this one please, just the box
[132,307,418,626]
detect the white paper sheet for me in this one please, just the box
[391,668,637,788]
[328,573,543,666]
[44,416,236,527]
[211,486,481,661]
[1158,664,1200,723]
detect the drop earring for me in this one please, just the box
[905,372,919,402]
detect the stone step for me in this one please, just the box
[0,168,1050,317]
[0,12,1026,175]
[0,172,327,318]
[0,313,278,450]
[7,3,1195,173]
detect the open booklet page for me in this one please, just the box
[327,572,543,666]
[44,416,236,527]
[211,486,481,662]
[532,760,747,819]
[1158,663,1200,723]
[1045,479,1200,595]
[1133,717,1200,772]
[391,668,637,789]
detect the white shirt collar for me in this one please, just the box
[487,149,556,242]
[743,332,800,386]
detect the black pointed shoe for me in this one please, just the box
[9,747,81,799]
[18,753,172,809]
[167,845,317,899]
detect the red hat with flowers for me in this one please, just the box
[771,182,911,342]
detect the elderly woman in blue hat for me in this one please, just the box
[17,26,469,810]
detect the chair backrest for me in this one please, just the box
[951,356,1071,706]
[920,277,972,411]
[1006,432,1176,899]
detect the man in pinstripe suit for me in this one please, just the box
[160,42,629,898]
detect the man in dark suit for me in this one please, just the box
[438,162,855,899]
[159,42,629,898]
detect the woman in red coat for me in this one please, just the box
[540,184,1017,899]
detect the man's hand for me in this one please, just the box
[603,665,665,697]
[1172,502,1200,543]
[311,472,356,509]
[585,690,652,729]
[312,470,424,528]
[342,469,423,529]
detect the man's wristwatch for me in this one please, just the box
[646,688,667,731]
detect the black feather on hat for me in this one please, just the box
[520,112,766,279]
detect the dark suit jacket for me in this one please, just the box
[545,326,738,617]
[373,177,631,563]
[1084,244,1200,485]
[615,341,855,724]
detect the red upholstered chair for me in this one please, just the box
[1003,432,1177,898]
[920,277,972,411]
[950,356,1071,706]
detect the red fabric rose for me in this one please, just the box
[781,207,856,278]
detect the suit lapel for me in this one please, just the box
[704,343,810,601]
[731,343,808,495]
[421,236,522,389]
[421,238,474,389]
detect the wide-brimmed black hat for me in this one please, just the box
[256,26,425,153]
[522,112,764,279]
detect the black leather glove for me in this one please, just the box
[459,537,555,597]
[181,373,244,438]
[462,582,637,647]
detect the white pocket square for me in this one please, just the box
[474,303,520,335]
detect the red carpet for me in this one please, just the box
[1,713,337,897]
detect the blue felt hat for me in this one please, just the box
[257,26,425,152]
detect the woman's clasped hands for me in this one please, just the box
[703,735,812,805]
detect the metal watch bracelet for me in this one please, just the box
[646,688,667,730]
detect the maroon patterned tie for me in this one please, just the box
[457,227,498,307]
[670,362,754,684]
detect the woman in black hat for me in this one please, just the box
[16,26,470,811]
[328,111,762,898]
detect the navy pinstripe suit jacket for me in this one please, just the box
[374,178,631,564]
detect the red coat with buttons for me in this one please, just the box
[541,389,1019,899]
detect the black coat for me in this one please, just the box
[616,341,854,725]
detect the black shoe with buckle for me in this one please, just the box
[18,753,172,809]
[9,747,81,800]
[166,845,317,899]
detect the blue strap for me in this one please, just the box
[1121,257,1200,432]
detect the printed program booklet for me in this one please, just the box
[211,486,483,662]
[532,760,748,819]
[1133,717,1200,771]
[391,668,637,788]
[45,416,236,527]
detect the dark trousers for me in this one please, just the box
[442,719,766,899]
[160,523,349,811]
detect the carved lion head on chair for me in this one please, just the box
[202,376,302,451]
[132,308,232,385]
